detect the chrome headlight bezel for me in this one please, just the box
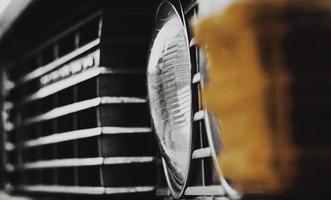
[147,1,194,198]
[148,1,241,199]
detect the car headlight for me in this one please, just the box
[147,1,192,197]
[148,1,243,199]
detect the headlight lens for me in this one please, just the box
[147,2,192,193]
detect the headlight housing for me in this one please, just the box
[148,1,241,199]
[147,1,192,197]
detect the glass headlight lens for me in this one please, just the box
[147,2,192,193]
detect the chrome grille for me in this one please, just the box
[3,10,156,196]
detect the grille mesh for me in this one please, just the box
[3,9,156,196]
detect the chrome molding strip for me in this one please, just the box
[192,72,201,84]
[105,186,155,194]
[193,110,205,121]
[21,67,144,104]
[22,127,152,148]
[17,185,155,195]
[192,147,212,159]
[156,185,226,197]
[100,96,146,104]
[16,38,101,87]
[18,185,105,195]
[102,127,151,134]
[24,97,100,125]
[23,127,102,147]
[22,156,155,169]
[103,157,155,165]
[23,96,146,126]
[4,142,14,151]
[23,157,104,169]
[184,185,226,196]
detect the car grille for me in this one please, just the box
[3,9,156,196]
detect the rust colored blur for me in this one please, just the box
[194,0,331,194]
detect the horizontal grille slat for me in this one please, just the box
[20,67,145,105]
[20,127,151,148]
[17,185,155,195]
[15,38,101,87]
[105,186,155,194]
[23,97,146,126]
[21,156,154,169]
[23,157,104,169]
[192,147,212,159]
[3,8,155,196]
[185,185,226,196]
[156,185,227,197]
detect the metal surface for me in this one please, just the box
[17,185,155,195]
[22,127,151,148]
[3,7,155,197]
